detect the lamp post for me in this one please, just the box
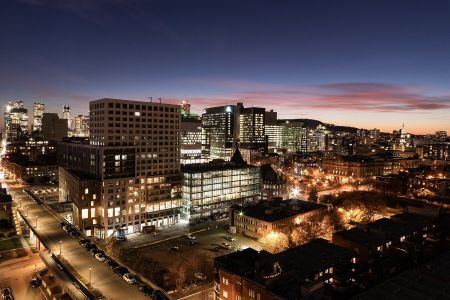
[26,206,29,217]
[35,215,38,228]
[59,240,62,256]
[89,267,92,285]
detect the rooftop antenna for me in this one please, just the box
[148,97,153,102]
[158,97,162,103]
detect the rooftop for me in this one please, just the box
[237,199,326,222]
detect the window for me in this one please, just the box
[82,209,89,219]
[85,188,89,194]
[223,291,228,299]
[236,296,242,300]
[222,277,229,285]
[249,290,255,298]
[91,208,96,218]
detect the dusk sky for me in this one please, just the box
[1,0,450,134]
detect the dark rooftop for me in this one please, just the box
[237,199,326,222]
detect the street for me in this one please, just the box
[3,179,153,300]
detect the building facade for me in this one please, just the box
[181,149,260,221]
[32,102,45,132]
[58,98,182,238]
[42,113,68,141]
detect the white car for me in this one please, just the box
[95,253,105,262]
[186,234,196,240]
[123,273,137,284]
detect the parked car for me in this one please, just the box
[194,272,207,280]
[189,240,198,245]
[62,225,71,232]
[138,283,154,296]
[86,244,97,251]
[69,230,80,238]
[95,253,106,262]
[30,277,42,288]
[225,236,235,242]
[114,266,129,276]
[212,245,221,252]
[221,243,231,250]
[90,248,101,256]
[79,239,90,247]
[123,273,137,284]
[59,222,67,227]
[152,290,168,300]
[186,233,196,240]
[106,260,118,269]
[1,288,13,300]
[168,246,179,252]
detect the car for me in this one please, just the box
[90,248,101,256]
[194,272,207,280]
[168,246,179,252]
[30,277,42,288]
[1,288,13,300]
[62,225,71,232]
[69,230,80,238]
[221,243,231,250]
[115,235,126,241]
[60,222,67,227]
[114,266,129,276]
[79,239,90,246]
[86,244,97,251]
[212,245,221,252]
[95,253,106,262]
[138,283,154,296]
[186,233,196,240]
[189,240,198,245]
[225,236,235,242]
[152,290,168,300]
[123,273,137,284]
[105,259,118,269]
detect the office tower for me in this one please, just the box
[58,98,181,238]
[63,105,72,130]
[72,115,90,137]
[392,123,410,151]
[4,100,29,142]
[202,102,267,161]
[180,115,203,164]
[32,102,45,132]
[42,113,69,141]
[266,119,306,153]
[307,125,327,152]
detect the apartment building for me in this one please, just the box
[58,98,182,238]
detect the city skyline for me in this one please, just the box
[1,0,450,134]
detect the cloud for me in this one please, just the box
[177,79,450,113]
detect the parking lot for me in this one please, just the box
[118,224,261,293]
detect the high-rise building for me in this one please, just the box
[202,102,267,161]
[307,125,328,152]
[266,119,306,153]
[32,102,45,132]
[181,100,191,114]
[72,115,90,137]
[4,101,28,142]
[62,105,72,130]
[42,113,69,141]
[58,98,182,238]
[180,116,204,164]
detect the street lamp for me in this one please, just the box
[35,215,38,228]
[59,240,62,256]
[26,206,29,217]
[89,267,92,285]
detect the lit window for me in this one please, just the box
[82,209,89,219]
[85,188,89,194]
[223,291,228,299]
[249,290,255,298]
[222,277,229,285]
[134,111,140,116]
[91,208,96,218]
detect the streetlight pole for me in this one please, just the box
[89,267,92,285]
[59,240,62,256]
[26,206,29,217]
[35,215,38,228]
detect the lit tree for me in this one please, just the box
[290,215,333,246]
[259,231,289,254]
[308,187,319,203]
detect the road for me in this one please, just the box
[3,180,151,300]
[0,253,46,300]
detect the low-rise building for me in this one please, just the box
[0,188,13,228]
[231,199,327,239]
[181,149,260,221]
[214,238,356,300]
[260,164,287,200]
[322,155,400,180]
[3,160,57,185]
